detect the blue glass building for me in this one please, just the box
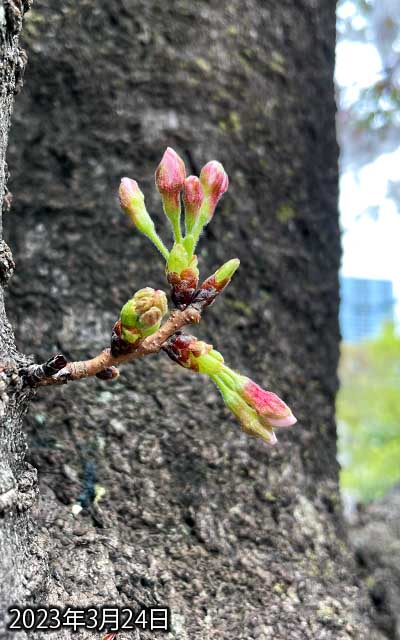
[340,277,395,342]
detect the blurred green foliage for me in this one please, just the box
[337,322,400,502]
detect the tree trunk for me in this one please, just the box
[0,2,47,638]
[0,1,380,638]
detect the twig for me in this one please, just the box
[22,306,201,387]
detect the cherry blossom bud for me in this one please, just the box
[119,287,168,344]
[155,147,186,241]
[183,176,204,234]
[156,147,186,196]
[119,178,154,235]
[198,160,229,224]
[200,161,229,199]
[240,378,297,428]
[118,178,169,259]
[164,336,282,445]
[133,287,168,318]
[219,370,296,429]
[220,385,278,445]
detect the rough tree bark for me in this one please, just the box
[0,2,47,638]
[0,1,382,639]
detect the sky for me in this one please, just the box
[335,37,400,316]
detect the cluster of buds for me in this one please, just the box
[119,147,231,309]
[111,287,168,356]
[163,334,296,445]
[116,148,297,448]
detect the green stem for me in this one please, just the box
[171,216,182,244]
[182,234,195,257]
[217,367,239,389]
[147,230,170,260]
[191,198,211,247]
[211,371,236,396]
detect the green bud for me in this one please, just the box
[119,178,155,236]
[118,178,169,260]
[133,287,168,318]
[120,287,168,344]
[214,258,240,285]
[193,258,240,309]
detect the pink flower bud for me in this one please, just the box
[119,177,144,214]
[241,379,297,428]
[118,178,155,236]
[155,147,186,197]
[183,176,204,233]
[199,160,229,213]
[155,148,186,240]
[220,385,278,445]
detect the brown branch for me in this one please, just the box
[30,306,201,387]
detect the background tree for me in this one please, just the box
[337,0,400,189]
[0,1,382,638]
[338,323,400,504]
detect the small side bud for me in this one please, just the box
[193,258,240,309]
[42,354,68,376]
[155,147,186,241]
[214,258,240,286]
[96,366,120,381]
[183,176,204,234]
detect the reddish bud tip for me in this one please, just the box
[242,379,296,428]
[155,147,186,196]
[118,178,156,238]
[119,178,144,214]
[199,161,229,206]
